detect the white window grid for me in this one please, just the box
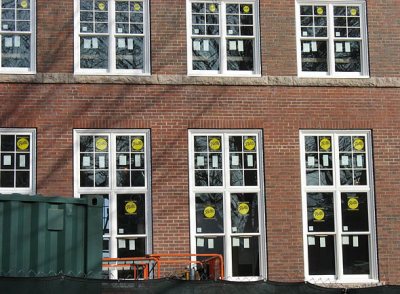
[0,0,36,73]
[0,128,36,194]
[73,129,152,279]
[189,130,266,280]
[300,130,378,283]
[74,0,150,75]
[187,0,261,76]
[296,0,369,78]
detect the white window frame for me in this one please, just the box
[0,0,36,74]
[300,130,378,284]
[73,129,152,278]
[74,0,150,75]
[0,128,36,194]
[295,0,369,78]
[189,129,266,281]
[186,0,261,77]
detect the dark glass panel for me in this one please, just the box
[194,136,207,152]
[209,170,223,186]
[117,170,130,187]
[117,194,145,234]
[131,153,145,169]
[227,39,253,71]
[195,170,208,186]
[1,153,14,169]
[307,192,334,232]
[353,170,367,185]
[244,170,257,186]
[195,193,223,233]
[2,35,30,68]
[80,171,94,187]
[335,41,361,72]
[305,136,317,152]
[95,170,108,187]
[231,236,259,277]
[300,5,313,15]
[80,36,108,69]
[192,38,219,70]
[229,136,242,152]
[230,170,243,186]
[116,37,144,70]
[320,170,333,186]
[0,171,13,187]
[131,170,145,187]
[308,235,335,275]
[1,135,14,151]
[341,192,368,232]
[116,136,129,152]
[16,153,29,169]
[16,170,29,187]
[301,41,327,72]
[231,193,258,233]
[341,170,353,185]
[342,235,370,274]
[306,170,319,186]
[117,238,146,278]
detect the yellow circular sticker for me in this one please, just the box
[243,5,250,13]
[209,138,221,151]
[238,203,250,215]
[320,138,331,151]
[134,3,141,11]
[16,138,29,150]
[96,138,108,151]
[21,0,28,8]
[353,138,364,151]
[209,4,216,12]
[132,138,144,151]
[125,201,137,214]
[313,208,325,221]
[204,206,215,219]
[348,197,359,210]
[98,2,105,10]
[244,138,256,151]
[350,8,357,16]
[316,7,324,15]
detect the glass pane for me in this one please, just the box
[230,153,242,169]
[95,170,108,187]
[117,238,146,278]
[80,171,93,187]
[305,136,317,152]
[131,170,145,187]
[195,193,223,233]
[116,170,130,186]
[16,153,29,169]
[244,170,257,186]
[306,170,319,185]
[95,153,108,169]
[1,135,14,151]
[342,235,370,274]
[194,136,207,152]
[230,170,243,186]
[229,136,242,152]
[195,170,208,186]
[320,170,333,185]
[1,153,14,168]
[308,235,335,275]
[301,41,327,72]
[335,41,361,72]
[80,153,93,169]
[117,194,145,234]
[2,35,30,68]
[227,39,253,71]
[15,171,29,187]
[231,193,258,233]
[192,38,219,70]
[80,136,93,152]
[231,236,259,277]
[209,170,222,186]
[307,192,334,232]
[341,192,368,232]
[80,36,108,69]
[116,136,129,152]
[0,171,13,187]
[116,37,144,70]
[196,236,223,259]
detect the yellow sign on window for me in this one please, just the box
[313,208,325,221]
[353,138,364,151]
[125,201,137,215]
[316,7,324,15]
[204,206,215,218]
[209,4,216,12]
[209,138,220,151]
[238,202,250,215]
[348,197,359,210]
[134,3,141,11]
[17,137,29,150]
[96,138,108,151]
[320,138,331,151]
[244,138,256,150]
[132,138,144,151]
[21,0,28,8]
[98,2,105,10]
[243,5,250,14]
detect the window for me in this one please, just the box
[0,0,35,73]
[74,129,151,279]
[300,130,378,283]
[75,0,150,75]
[296,1,368,77]
[0,129,35,194]
[189,130,266,280]
[187,0,260,76]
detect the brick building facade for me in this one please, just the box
[0,0,399,285]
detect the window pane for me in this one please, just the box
[307,192,334,232]
[341,192,368,232]
[308,235,335,275]
[227,39,253,71]
[1,135,14,151]
[116,37,143,70]
[117,237,146,278]
[117,194,146,235]
[192,38,219,70]
[196,193,223,233]
[301,41,327,72]
[231,193,258,233]
[80,36,108,69]
[342,235,370,274]
[196,236,223,260]
[335,41,361,72]
[231,236,259,277]
[2,35,30,68]
[0,171,14,187]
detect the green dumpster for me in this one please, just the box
[0,194,103,278]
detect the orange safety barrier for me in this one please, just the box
[102,253,224,280]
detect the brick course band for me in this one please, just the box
[0,73,399,88]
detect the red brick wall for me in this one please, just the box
[1,85,400,283]
[33,1,400,76]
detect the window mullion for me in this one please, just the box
[220,2,227,74]
[109,0,116,72]
[328,4,335,76]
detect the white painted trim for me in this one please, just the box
[300,130,378,283]
[74,0,151,75]
[296,0,369,78]
[187,0,261,76]
[73,129,152,279]
[189,129,266,280]
[0,128,36,195]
